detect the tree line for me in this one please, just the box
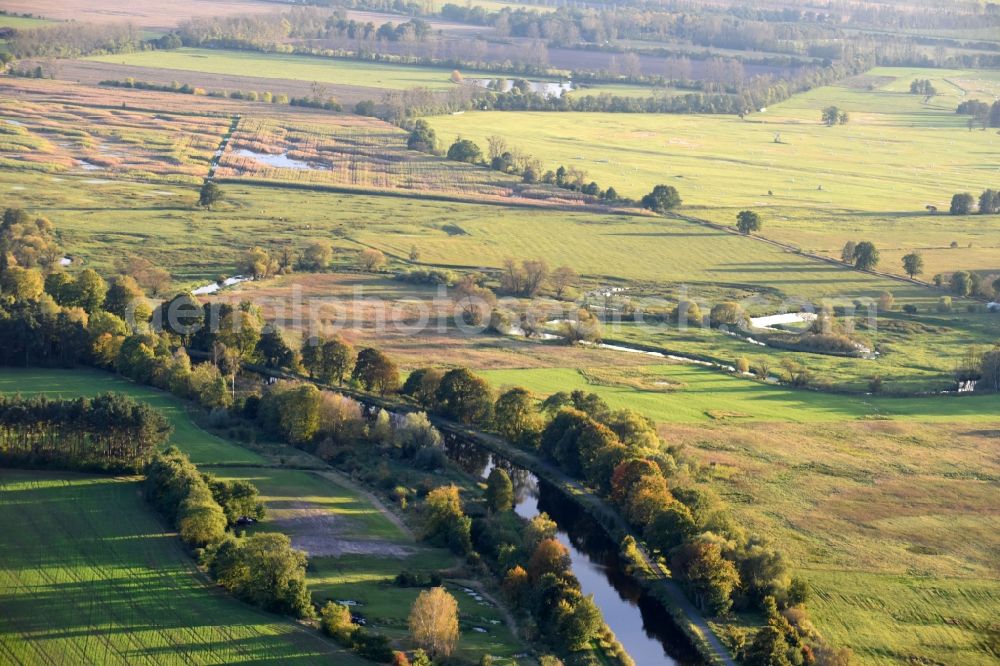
[0,393,171,472]
[949,189,1000,215]
[145,448,310,616]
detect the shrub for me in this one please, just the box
[320,602,355,643]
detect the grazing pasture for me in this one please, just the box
[478,363,1000,423]
[0,469,354,665]
[673,420,1000,666]
[427,68,999,205]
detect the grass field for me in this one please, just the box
[0,368,263,465]
[426,67,1000,206]
[478,363,1000,423]
[675,420,1000,665]
[0,161,936,308]
[0,14,54,29]
[425,67,1000,280]
[1,368,525,662]
[89,48,496,92]
[0,469,354,665]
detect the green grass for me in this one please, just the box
[805,570,999,666]
[0,14,54,28]
[427,68,1000,206]
[605,308,1000,394]
[679,419,1000,666]
[0,368,263,465]
[0,469,355,665]
[0,368,525,662]
[89,49,464,91]
[478,363,1000,423]
[0,170,934,305]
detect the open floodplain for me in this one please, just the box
[0,9,997,662]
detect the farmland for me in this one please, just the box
[90,48,502,92]
[1,1,999,662]
[671,420,1000,666]
[425,67,1000,278]
[478,363,1000,423]
[0,469,355,665]
[0,369,526,664]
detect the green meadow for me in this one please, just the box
[0,368,524,663]
[426,67,1000,207]
[681,418,1000,666]
[0,170,934,306]
[0,368,262,465]
[0,469,354,665]
[478,363,1000,423]
[89,48,467,91]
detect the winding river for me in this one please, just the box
[444,436,703,666]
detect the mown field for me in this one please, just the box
[673,420,1000,666]
[425,67,1000,279]
[0,469,354,665]
[0,158,932,307]
[0,368,526,663]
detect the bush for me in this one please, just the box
[902,304,918,314]
[206,532,313,618]
[351,630,394,662]
[937,296,953,313]
[320,601,355,643]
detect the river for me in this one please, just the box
[444,436,703,666]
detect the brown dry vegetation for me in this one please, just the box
[216,114,614,208]
[210,272,662,371]
[0,79,229,183]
